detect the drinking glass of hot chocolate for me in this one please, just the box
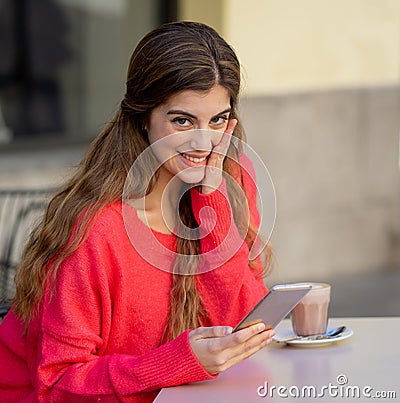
[291,283,331,336]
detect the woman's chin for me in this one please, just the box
[176,166,206,184]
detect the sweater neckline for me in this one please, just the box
[120,201,176,246]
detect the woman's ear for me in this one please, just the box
[142,118,149,134]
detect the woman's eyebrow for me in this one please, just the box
[167,108,232,119]
[167,110,197,119]
[212,108,231,117]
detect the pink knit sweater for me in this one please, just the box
[0,156,268,402]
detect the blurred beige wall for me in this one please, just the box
[180,0,400,95]
[179,0,400,283]
[179,0,224,33]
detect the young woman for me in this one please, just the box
[0,21,274,402]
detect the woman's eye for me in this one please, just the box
[210,116,228,126]
[172,117,191,127]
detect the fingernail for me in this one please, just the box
[224,326,233,335]
[257,323,266,332]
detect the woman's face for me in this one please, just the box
[146,85,231,184]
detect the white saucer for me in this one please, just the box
[273,327,353,347]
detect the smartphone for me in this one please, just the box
[234,283,312,332]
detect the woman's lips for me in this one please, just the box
[179,152,210,166]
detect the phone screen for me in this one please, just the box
[234,283,311,331]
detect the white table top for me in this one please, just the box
[155,317,400,402]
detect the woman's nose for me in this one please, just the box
[189,129,213,151]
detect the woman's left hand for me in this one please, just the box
[201,119,237,194]
[189,323,275,375]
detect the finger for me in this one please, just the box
[220,119,237,152]
[265,328,276,339]
[222,331,273,370]
[222,322,267,348]
[226,328,274,362]
[225,118,237,135]
[207,135,229,166]
[190,326,233,341]
[211,328,274,373]
[208,119,237,165]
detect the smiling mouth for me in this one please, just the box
[180,153,209,163]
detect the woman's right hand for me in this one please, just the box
[189,323,275,375]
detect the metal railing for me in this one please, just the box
[0,188,56,318]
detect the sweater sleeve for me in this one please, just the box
[36,231,215,401]
[38,328,213,401]
[190,154,268,327]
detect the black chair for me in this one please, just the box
[0,188,55,320]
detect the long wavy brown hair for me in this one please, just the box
[13,21,272,339]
